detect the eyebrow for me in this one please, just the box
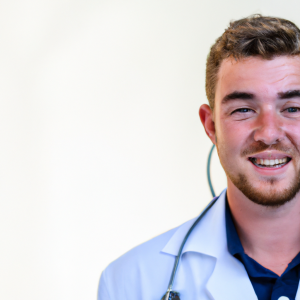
[222,92,254,104]
[222,89,300,104]
[278,90,300,99]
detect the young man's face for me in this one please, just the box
[200,55,300,206]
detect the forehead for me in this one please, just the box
[215,55,300,103]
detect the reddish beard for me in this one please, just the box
[226,141,300,207]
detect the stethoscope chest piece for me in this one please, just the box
[161,291,180,300]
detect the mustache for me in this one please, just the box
[241,141,293,157]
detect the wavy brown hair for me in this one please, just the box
[206,15,300,110]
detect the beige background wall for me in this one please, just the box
[0,1,299,299]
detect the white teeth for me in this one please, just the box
[254,157,289,167]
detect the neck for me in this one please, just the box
[227,180,300,276]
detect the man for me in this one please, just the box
[98,15,300,300]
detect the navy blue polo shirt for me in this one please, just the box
[225,198,300,300]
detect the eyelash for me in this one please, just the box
[285,107,300,113]
[231,107,300,115]
[231,108,253,114]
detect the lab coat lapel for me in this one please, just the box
[206,249,257,300]
[202,191,257,300]
[161,189,257,300]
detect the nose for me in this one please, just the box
[253,109,285,145]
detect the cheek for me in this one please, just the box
[286,123,300,136]
[216,120,246,152]
[282,123,300,151]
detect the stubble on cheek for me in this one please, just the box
[226,141,300,207]
[229,171,300,207]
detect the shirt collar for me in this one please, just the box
[225,194,300,279]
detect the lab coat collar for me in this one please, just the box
[161,189,300,300]
[161,189,228,258]
[161,189,258,300]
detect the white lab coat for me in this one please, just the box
[98,189,300,300]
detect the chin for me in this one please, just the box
[230,173,300,207]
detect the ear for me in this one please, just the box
[199,104,216,145]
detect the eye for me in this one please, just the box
[286,107,300,113]
[281,106,300,118]
[231,108,253,114]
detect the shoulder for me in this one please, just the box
[98,192,226,300]
[104,226,177,277]
[98,226,181,300]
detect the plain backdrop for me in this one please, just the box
[0,1,299,299]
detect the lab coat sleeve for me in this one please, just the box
[98,270,111,300]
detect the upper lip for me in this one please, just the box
[249,150,292,160]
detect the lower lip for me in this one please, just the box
[250,160,291,175]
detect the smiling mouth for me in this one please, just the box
[249,157,292,168]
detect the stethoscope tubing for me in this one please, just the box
[161,144,217,300]
[207,144,216,198]
[162,196,218,300]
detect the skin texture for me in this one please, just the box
[200,56,300,276]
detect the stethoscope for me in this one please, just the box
[161,144,218,300]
